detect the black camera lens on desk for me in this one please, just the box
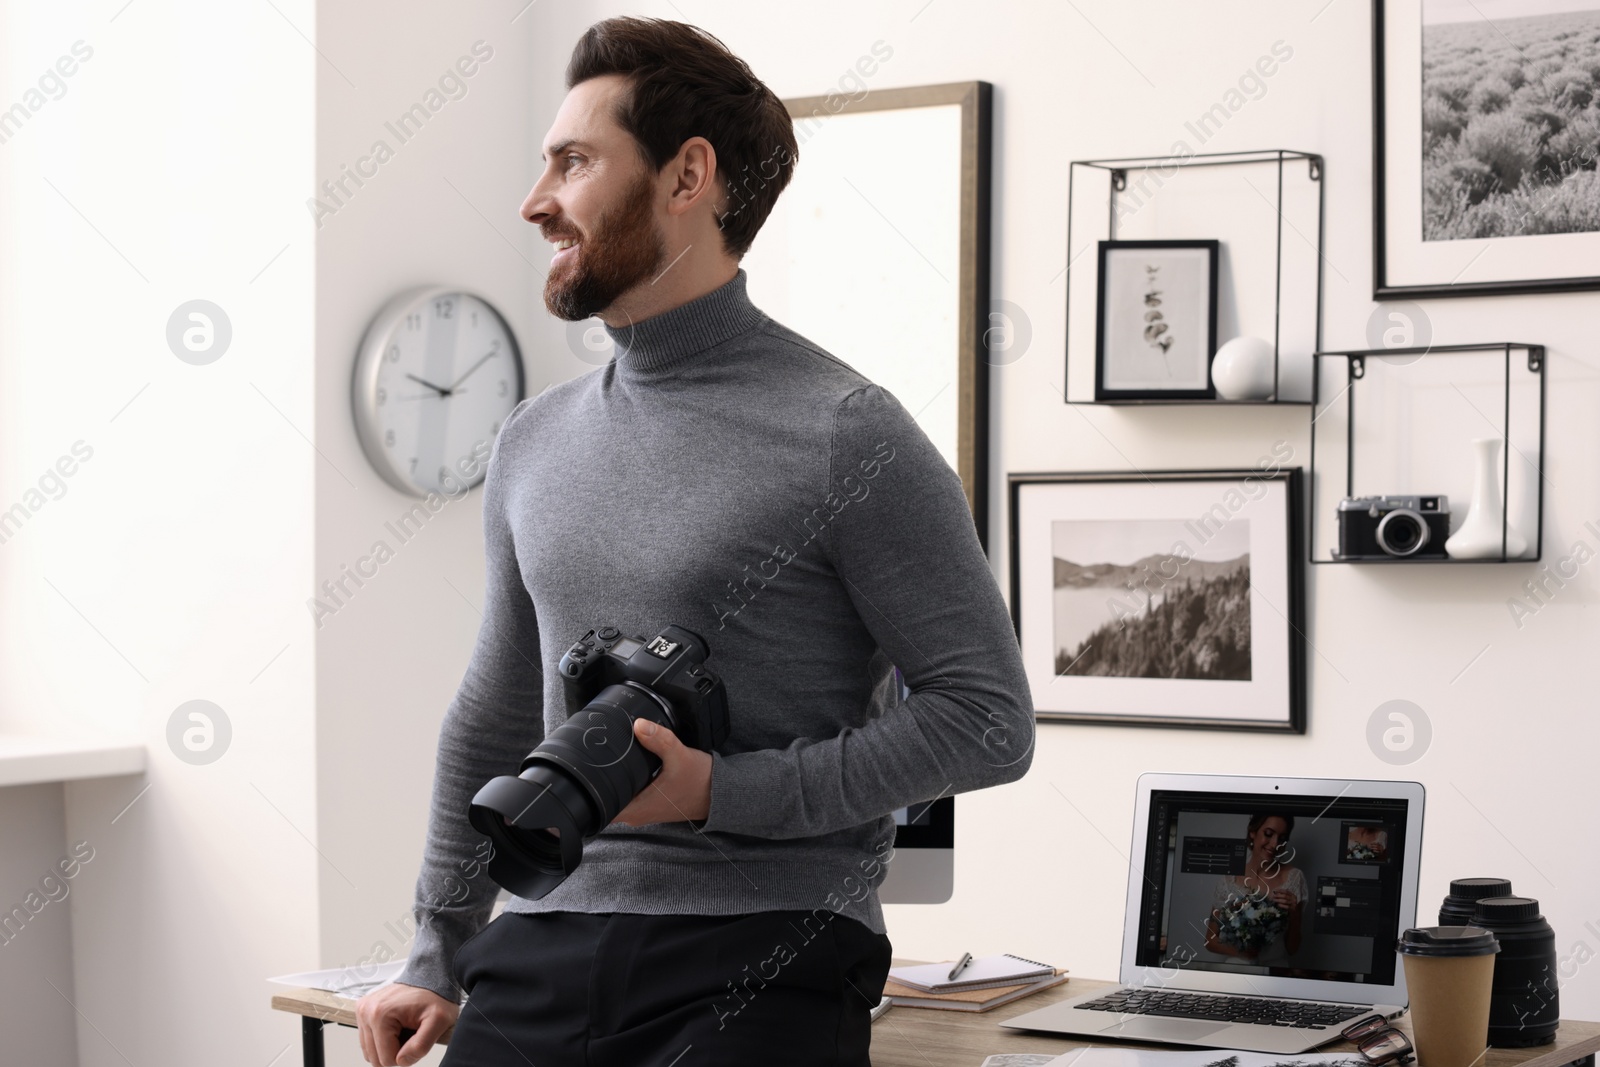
[468,624,730,901]
[1439,877,1515,926]
[1472,896,1560,1047]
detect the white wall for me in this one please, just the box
[3,4,1598,1066]
[308,5,540,1064]
[0,782,79,1067]
[0,2,320,1065]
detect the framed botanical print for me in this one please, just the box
[1094,240,1219,400]
[1374,0,1600,298]
[1009,468,1305,732]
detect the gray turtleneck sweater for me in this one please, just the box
[396,268,1034,1003]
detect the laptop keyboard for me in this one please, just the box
[1079,988,1369,1030]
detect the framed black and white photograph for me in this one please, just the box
[1008,469,1305,732]
[1094,239,1218,400]
[1375,0,1600,298]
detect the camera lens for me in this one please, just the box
[468,624,726,902]
[468,681,676,900]
[502,824,563,872]
[1376,508,1430,557]
[1384,518,1420,552]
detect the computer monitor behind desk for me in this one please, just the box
[878,671,955,904]
[879,796,954,904]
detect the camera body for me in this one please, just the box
[1335,495,1451,559]
[468,624,729,901]
[557,625,730,751]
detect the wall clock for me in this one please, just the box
[352,286,525,497]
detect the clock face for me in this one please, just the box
[353,288,525,497]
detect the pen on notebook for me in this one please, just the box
[947,952,973,981]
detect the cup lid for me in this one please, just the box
[1397,925,1500,957]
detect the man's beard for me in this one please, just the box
[543,168,666,321]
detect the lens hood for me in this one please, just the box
[467,770,593,900]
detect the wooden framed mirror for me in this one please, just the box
[744,80,993,548]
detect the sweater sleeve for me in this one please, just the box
[396,401,546,1002]
[699,384,1034,840]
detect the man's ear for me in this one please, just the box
[664,136,719,218]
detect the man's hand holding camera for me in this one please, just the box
[612,716,712,826]
[467,625,729,899]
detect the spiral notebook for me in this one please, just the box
[887,953,1056,993]
[884,971,1069,1012]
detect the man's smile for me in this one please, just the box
[549,235,580,266]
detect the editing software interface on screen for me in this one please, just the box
[1134,790,1411,987]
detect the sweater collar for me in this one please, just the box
[604,268,766,376]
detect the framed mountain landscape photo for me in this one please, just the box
[1374,0,1600,297]
[1008,469,1305,732]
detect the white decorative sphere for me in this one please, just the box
[1210,335,1277,400]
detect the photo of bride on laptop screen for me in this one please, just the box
[1003,775,1421,1052]
[1139,793,1410,987]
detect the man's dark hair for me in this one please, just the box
[566,17,798,259]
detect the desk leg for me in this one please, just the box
[301,1016,325,1067]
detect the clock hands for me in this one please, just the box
[395,390,469,401]
[406,373,454,397]
[404,350,498,398]
[446,350,498,392]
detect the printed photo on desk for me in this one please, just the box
[1008,469,1304,732]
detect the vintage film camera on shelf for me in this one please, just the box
[1335,495,1451,560]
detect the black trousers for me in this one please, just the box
[441,909,893,1067]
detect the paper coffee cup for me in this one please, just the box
[1398,926,1500,1067]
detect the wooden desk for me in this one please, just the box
[271,987,393,1067]
[868,975,1600,1067]
[272,974,1600,1067]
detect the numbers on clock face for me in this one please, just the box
[371,291,522,496]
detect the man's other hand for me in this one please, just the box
[611,717,712,826]
[356,981,458,1066]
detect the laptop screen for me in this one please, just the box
[1133,788,1413,988]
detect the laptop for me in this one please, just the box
[1003,773,1424,1053]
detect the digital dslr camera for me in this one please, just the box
[468,624,730,900]
[1335,495,1450,559]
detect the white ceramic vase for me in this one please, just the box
[1445,436,1528,559]
[1210,336,1276,400]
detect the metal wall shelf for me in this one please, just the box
[1065,149,1324,406]
[1308,343,1546,564]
